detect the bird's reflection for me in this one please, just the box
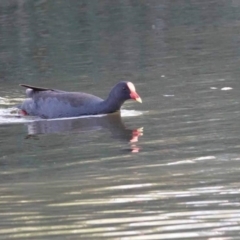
[26,113,143,152]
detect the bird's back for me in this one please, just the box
[19,85,104,118]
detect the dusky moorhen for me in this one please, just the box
[18,81,142,119]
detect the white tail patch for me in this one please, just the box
[127,82,136,92]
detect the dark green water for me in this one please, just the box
[1,1,240,239]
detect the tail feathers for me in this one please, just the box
[20,84,53,92]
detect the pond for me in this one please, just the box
[1,1,240,239]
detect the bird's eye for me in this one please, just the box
[122,87,127,90]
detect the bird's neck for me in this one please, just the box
[101,96,125,113]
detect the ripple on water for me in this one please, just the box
[0,108,143,125]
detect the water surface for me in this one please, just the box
[1,1,240,239]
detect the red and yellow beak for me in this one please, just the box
[130,91,142,103]
[127,82,142,103]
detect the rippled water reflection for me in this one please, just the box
[2,152,240,239]
[1,0,240,239]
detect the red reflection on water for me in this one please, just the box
[129,128,143,153]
